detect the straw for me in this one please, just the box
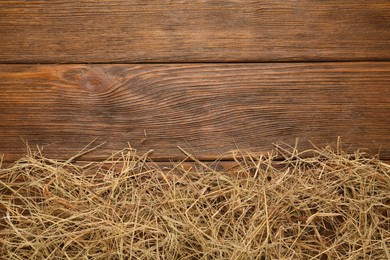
[1,142,389,259]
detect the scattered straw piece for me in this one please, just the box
[1,143,389,259]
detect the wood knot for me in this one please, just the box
[78,67,112,94]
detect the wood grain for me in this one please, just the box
[0,62,389,162]
[1,1,390,63]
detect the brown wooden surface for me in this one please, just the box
[0,62,389,162]
[1,1,390,63]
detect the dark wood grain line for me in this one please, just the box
[0,1,389,63]
[0,62,389,162]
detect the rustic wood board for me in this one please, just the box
[1,1,389,63]
[1,62,389,161]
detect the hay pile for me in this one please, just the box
[1,143,389,259]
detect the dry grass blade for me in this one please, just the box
[1,143,389,259]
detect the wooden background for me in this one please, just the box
[1,1,389,163]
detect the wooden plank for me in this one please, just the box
[0,62,390,162]
[0,1,389,63]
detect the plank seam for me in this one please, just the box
[1,60,390,65]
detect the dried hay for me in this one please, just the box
[0,141,389,259]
